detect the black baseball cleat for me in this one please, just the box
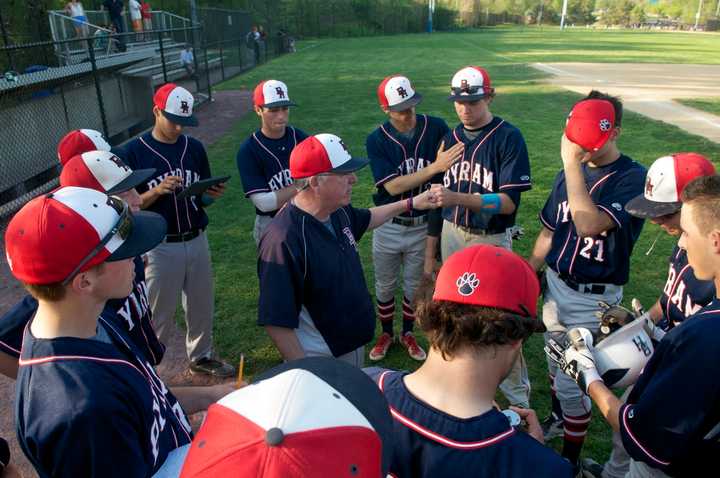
[576,458,604,478]
[189,357,236,378]
[541,411,564,441]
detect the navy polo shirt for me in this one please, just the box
[257,202,375,357]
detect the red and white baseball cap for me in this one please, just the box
[433,245,542,323]
[626,153,716,218]
[60,151,155,195]
[179,357,394,478]
[57,129,111,166]
[253,80,296,108]
[290,134,369,179]
[565,99,615,152]
[5,187,167,285]
[377,75,422,112]
[448,66,494,102]
[154,83,198,127]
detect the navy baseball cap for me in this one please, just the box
[60,151,155,195]
[290,134,369,179]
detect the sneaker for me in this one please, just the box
[369,333,394,361]
[189,357,236,378]
[577,458,604,478]
[541,412,564,441]
[400,332,427,361]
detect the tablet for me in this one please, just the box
[175,175,230,200]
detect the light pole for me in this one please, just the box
[695,0,704,30]
[560,0,569,29]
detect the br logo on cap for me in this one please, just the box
[599,119,612,132]
[108,154,130,172]
[460,79,469,91]
[276,87,286,99]
[645,177,654,196]
[397,86,408,98]
[456,272,480,296]
[181,101,190,114]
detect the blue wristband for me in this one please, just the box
[481,193,501,214]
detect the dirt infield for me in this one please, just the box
[532,62,720,144]
[0,89,252,477]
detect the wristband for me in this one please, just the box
[406,197,413,212]
[481,193,501,213]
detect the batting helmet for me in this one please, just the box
[592,319,654,389]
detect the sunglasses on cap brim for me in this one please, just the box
[450,85,493,96]
[62,196,133,285]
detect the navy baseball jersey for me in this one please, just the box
[620,298,720,476]
[658,244,715,330]
[236,126,309,216]
[367,114,449,214]
[0,257,165,365]
[257,203,374,357]
[440,118,531,231]
[123,133,211,235]
[540,154,646,285]
[365,369,573,478]
[16,316,192,478]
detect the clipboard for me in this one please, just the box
[175,175,230,200]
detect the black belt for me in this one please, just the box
[165,228,202,243]
[456,224,505,236]
[559,274,606,295]
[392,215,428,227]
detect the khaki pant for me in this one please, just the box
[372,221,427,303]
[441,220,530,408]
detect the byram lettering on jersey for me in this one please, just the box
[268,168,293,191]
[116,280,150,331]
[663,266,703,318]
[146,170,201,190]
[443,162,494,191]
[398,157,429,176]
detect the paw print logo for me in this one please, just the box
[599,119,612,132]
[456,272,480,297]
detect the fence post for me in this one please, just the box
[203,33,212,101]
[238,36,243,71]
[158,30,168,84]
[219,41,225,80]
[87,37,109,139]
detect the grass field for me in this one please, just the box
[199,28,720,463]
[678,97,720,116]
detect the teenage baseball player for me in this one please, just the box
[236,79,308,245]
[366,74,459,362]
[122,83,234,377]
[427,65,532,409]
[0,150,165,379]
[527,92,647,467]
[546,174,720,478]
[580,152,717,478]
[366,245,573,478]
[6,187,195,477]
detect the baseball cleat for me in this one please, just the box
[189,357,236,378]
[369,332,394,361]
[400,332,427,361]
[577,458,604,478]
[541,412,564,441]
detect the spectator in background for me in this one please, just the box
[179,45,195,78]
[128,0,143,41]
[65,0,88,38]
[102,0,125,49]
[141,0,153,40]
[246,25,261,64]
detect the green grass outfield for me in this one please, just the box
[678,97,720,116]
[200,28,720,462]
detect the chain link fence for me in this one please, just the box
[0,12,284,219]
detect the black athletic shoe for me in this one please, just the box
[541,411,564,441]
[577,458,604,478]
[189,357,236,378]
